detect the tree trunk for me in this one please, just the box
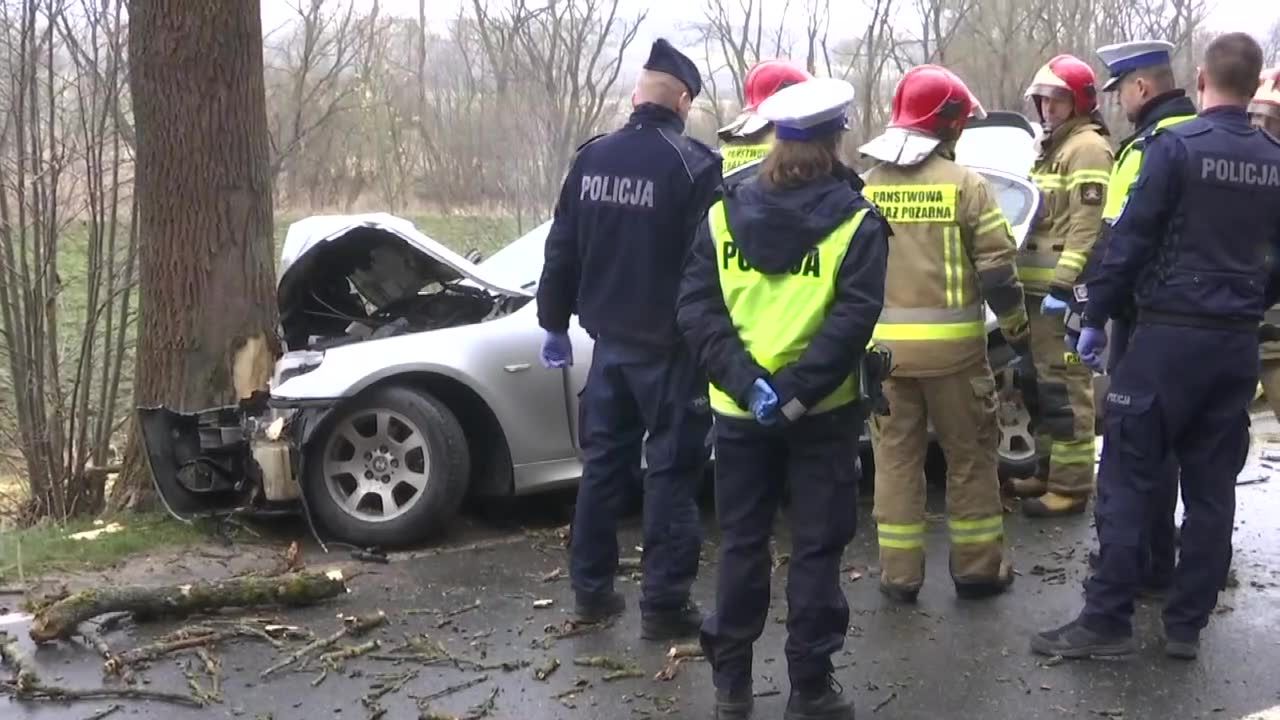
[110,0,279,511]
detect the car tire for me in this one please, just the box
[993,367,1040,480]
[304,385,470,547]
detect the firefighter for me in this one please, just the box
[1251,68,1280,420]
[1034,32,1280,661]
[718,59,813,185]
[859,65,1029,601]
[678,77,888,720]
[1070,40,1200,598]
[537,39,722,640]
[1009,55,1113,518]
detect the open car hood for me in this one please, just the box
[954,111,1038,177]
[277,213,532,347]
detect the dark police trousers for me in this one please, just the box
[1107,315,1178,588]
[570,338,711,613]
[1083,323,1254,640]
[701,403,861,692]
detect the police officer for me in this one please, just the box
[1033,32,1280,661]
[1069,40,1200,598]
[718,59,813,184]
[859,65,1028,601]
[678,77,888,720]
[537,38,722,640]
[1250,68,1280,419]
[1011,54,1114,518]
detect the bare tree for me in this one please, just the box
[0,0,136,520]
[691,0,795,128]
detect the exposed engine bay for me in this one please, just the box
[277,224,529,351]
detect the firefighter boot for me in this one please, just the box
[955,560,1015,599]
[1022,492,1087,517]
[574,591,625,624]
[1008,476,1047,498]
[784,677,855,720]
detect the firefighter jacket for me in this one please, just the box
[1021,117,1113,299]
[677,164,889,419]
[719,130,773,191]
[863,150,1030,377]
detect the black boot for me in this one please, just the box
[641,600,703,640]
[784,676,855,720]
[574,590,625,624]
[1030,619,1135,658]
[878,583,919,604]
[713,685,753,720]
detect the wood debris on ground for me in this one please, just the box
[261,611,386,678]
[2,630,201,708]
[533,657,560,681]
[29,570,348,643]
[655,643,704,681]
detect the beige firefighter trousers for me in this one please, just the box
[870,358,1007,590]
[1261,356,1280,422]
[1028,299,1096,497]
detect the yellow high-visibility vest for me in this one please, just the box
[706,200,867,418]
[1102,113,1196,221]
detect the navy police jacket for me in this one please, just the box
[537,104,723,347]
[1084,106,1280,329]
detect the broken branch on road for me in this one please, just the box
[261,610,386,678]
[29,570,348,643]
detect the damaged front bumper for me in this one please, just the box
[138,394,334,522]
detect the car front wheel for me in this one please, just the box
[304,385,469,546]
[994,367,1039,479]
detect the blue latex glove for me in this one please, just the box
[1041,295,1068,315]
[540,331,573,368]
[1077,327,1107,372]
[747,378,780,426]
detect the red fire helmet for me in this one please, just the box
[889,64,987,138]
[744,59,813,111]
[1025,54,1099,114]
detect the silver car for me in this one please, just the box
[141,113,1043,547]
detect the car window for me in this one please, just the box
[978,171,1035,227]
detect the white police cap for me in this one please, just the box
[757,78,855,141]
[1096,40,1175,92]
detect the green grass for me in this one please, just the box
[0,511,210,582]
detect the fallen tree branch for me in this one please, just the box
[320,639,380,666]
[108,624,283,675]
[413,674,489,703]
[30,570,348,643]
[261,611,386,678]
[80,704,122,720]
[7,682,203,707]
[0,630,39,691]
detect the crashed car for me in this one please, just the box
[140,112,1043,547]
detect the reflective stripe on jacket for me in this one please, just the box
[706,200,867,417]
[1020,118,1113,295]
[864,151,1029,377]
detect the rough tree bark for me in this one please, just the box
[110,0,279,510]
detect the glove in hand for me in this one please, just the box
[1077,327,1107,373]
[540,331,573,369]
[747,378,780,426]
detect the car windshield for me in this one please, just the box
[979,171,1035,227]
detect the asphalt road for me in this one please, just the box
[4,413,1280,720]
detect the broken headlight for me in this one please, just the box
[271,350,325,389]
